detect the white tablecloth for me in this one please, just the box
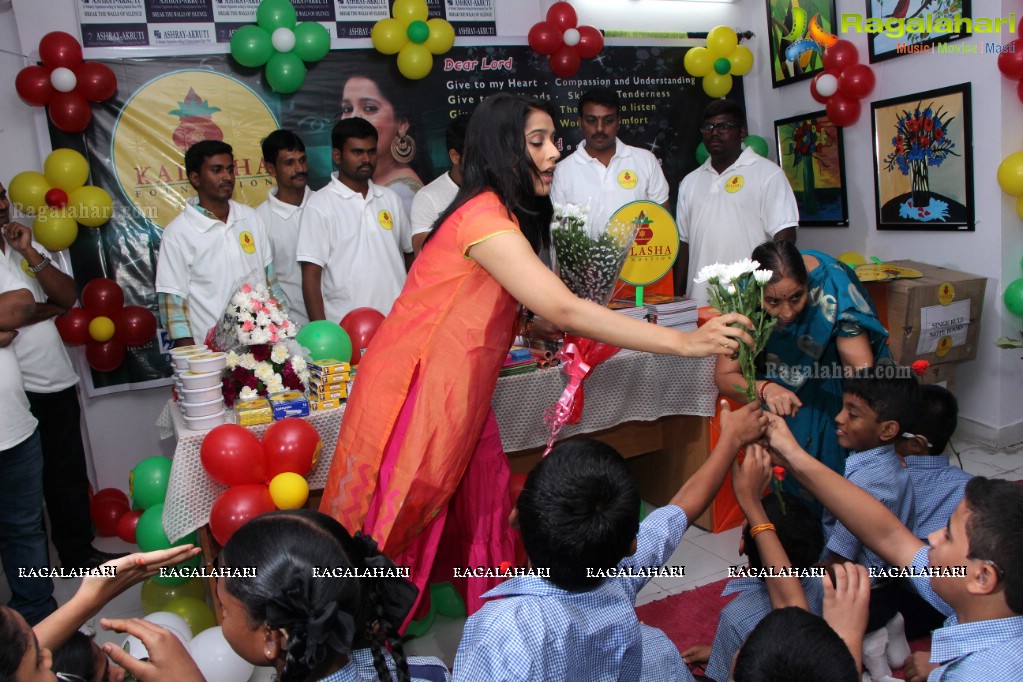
[160,351,717,542]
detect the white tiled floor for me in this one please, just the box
[3,438,1021,673]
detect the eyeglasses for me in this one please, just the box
[699,121,739,134]
[56,674,88,682]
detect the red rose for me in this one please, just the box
[773,466,786,481]
[912,359,930,376]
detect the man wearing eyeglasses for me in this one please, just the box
[676,100,798,306]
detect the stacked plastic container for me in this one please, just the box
[169,345,228,431]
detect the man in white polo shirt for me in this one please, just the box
[256,130,313,326]
[409,114,469,256]
[676,100,798,306]
[297,117,411,323]
[156,140,280,347]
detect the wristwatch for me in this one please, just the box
[28,256,51,274]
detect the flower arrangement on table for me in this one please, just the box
[209,283,310,407]
[695,259,785,510]
[543,202,641,453]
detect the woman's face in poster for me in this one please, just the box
[340,76,403,159]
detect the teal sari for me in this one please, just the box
[760,250,892,496]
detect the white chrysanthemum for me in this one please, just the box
[726,283,737,295]
[297,369,310,386]
[753,269,773,285]
[225,350,240,369]
[239,386,258,401]
[231,292,248,307]
[266,378,284,394]
[254,363,273,381]
[694,262,726,284]
[238,353,256,370]
[722,258,759,282]
[271,344,288,364]
[290,356,307,373]
[254,311,270,327]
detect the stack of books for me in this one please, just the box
[607,299,649,321]
[500,346,538,377]
[642,294,698,331]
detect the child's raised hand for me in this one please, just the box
[731,443,773,505]
[719,399,768,447]
[763,412,800,462]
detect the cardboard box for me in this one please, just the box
[883,260,986,366]
[916,362,957,394]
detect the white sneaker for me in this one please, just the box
[884,612,912,669]
[862,626,894,681]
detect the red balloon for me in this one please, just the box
[93,487,130,506]
[39,31,83,69]
[546,1,577,32]
[48,91,92,133]
[15,66,55,106]
[837,63,876,100]
[262,418,321,478]
[528,21,563,56]
[200,424,266,486]
[550,46,582,78]
[86,340,126,372]
[75,62,117,102]
[116,509,144,544]
[82,278,125,317]
[809,73,831,104]
[55,308,92,345]
[45,188,69,209]
[575,25,604,59]
[340,307,385,365]
[822,40,858,74]
[826,94,861,127]
[91,494,130,537]
[114,306,158,347]
[998,41,1023,80]
[209,484,275,546]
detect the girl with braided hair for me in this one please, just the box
[217,509,449,682]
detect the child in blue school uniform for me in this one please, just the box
[452,400,767,682]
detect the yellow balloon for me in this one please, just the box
[44,149,90,192]
[397,43,433,80]
[683,46,713,77]
[728,45,754,76]
[424,18,455,55]
[7,171,51,215]
[706,25,738,57]
[838,252,867,267]
[89,316,115,342]
[702,73,733,98]
[372,18,407,55]
[392,0,428,25]
[997,151,1023,197]
[269,472,309,509]
[33,209,78,251]
[69,186,113,228]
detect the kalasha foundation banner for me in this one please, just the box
[51,44,740,392]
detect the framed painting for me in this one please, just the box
[774,112,848,227]
[866,0,972,63]
[871,83,974,231]
[767,0,837,87]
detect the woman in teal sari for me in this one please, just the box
[716,240,891,495]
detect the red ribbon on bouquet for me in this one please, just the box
[542,335,621,456]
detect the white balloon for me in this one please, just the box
[144,611,194,642]
[120,622,190,663]
[562,28,580,47]
[816,73,839,98]
[189,626,254,682]
[50,67,77,93]
[271,27,296,53]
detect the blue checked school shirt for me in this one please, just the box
[904,545,1023,680]
[822,444,915,576]
[453,505,691,682]
[316,648,451,681]
[904,456,972,537]
[703,575,825,682]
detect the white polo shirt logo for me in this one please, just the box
[378,210,394,230]
[239,231,256,254]
[725,175,745,193]
[617,170,638,189]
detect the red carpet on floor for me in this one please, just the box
[636,577,931,680]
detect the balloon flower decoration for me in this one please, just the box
[229,0,331,94]
[809,40,875,127]
[682,26,754,98]
[15,32,117,133]
[200,419,321,545]
[54,277,158,372]
[7,149,113,252]
[997,151,1023,221]
[371,0,455,80]
[527,2,604,78]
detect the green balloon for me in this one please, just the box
[695,142,709,165]
[744,134,770,158]
[149,552,202,587]
[135,503,199,552]
[141,576,207,615]
[713,57,731,75]
[296,320,352,362]
[230,25,273,68]
[131,456,173,510]
[1005,277,1023,318]
[265,51,307,94]
[163,596,217,635]
[293,22,330,62]
[256,0,296,31]
[407,20,430,44]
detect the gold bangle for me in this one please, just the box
[749,523,776,538]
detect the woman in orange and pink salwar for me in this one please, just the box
[319,94,755,624]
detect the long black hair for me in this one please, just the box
[426,93,555,254]
[751,239,808,286]
[220,510,412,682]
